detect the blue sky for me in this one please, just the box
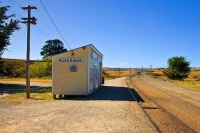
[1,0,200,68]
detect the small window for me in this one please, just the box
[70,66,77,72]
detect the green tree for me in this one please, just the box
[0,5,20,58]
[40,39,67,58]
[163,56,191,80]
[0,59,26,77]
[30,56,52,78]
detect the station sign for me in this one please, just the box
[58,58,84,63]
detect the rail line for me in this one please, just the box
[138,78,200,109]
[126,76,197,133]
[125,77,160,133]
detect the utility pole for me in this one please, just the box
[21,5,37,98]
[150,65,152,75]
[119,68,120,77]
[142,66,143,75]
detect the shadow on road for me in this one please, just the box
[64,86,144,102]
[0,84,144,102]
[0,84,50,94]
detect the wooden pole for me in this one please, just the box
[21,6,37,98]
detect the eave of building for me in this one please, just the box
[50,44,103,59]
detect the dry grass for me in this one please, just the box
[152,69,165,76]
[0,78,52,84]
[103,68,200,91]
[171,80,200,91]
[1,87,54,102]
[187,68,200,80]
[1,68,199,91]
[152,67,200,91]
[103,70,137,80]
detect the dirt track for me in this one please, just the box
[0,78,156,133]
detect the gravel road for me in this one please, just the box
[0,77,157,133]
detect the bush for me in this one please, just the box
[0,59,26,77]
[0,58,52,78]
[163,56,190,80]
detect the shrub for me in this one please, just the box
[163,56,190,80]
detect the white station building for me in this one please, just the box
[51,44,103,98]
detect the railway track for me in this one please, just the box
[125,77,160,133]
[138,77,200,109]
[126,76,197,133]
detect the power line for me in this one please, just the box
[4,0,73,47]
[8,0,21,8]
[24,0,70,38]
[36,8,51,21]
[33,26,52,38]
[3,1,55,39]
[40,0,71,50]
[59,28,79,44]
[8,0,77,45]
[24,0,32,6]
[6,8,53,38]
[36,8,78,44]
[35,7,78,44]
[34,14,60,37]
